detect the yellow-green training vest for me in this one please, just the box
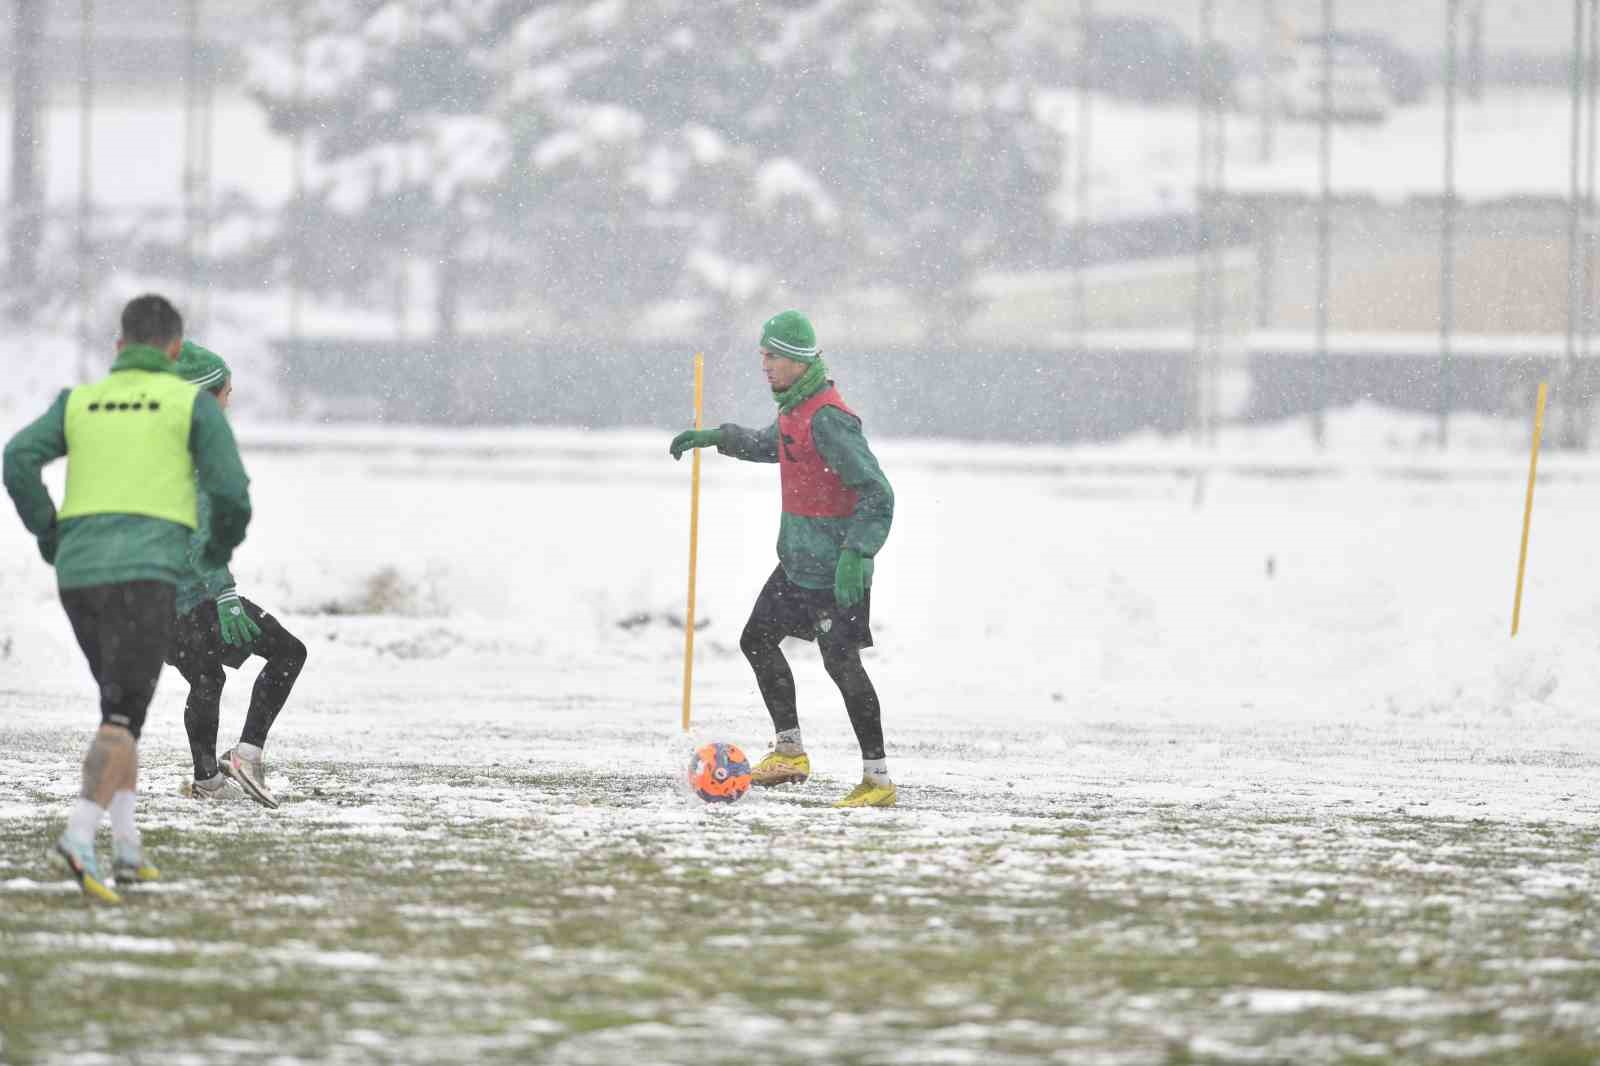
[58,369,201,529]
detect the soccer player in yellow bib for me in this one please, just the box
[2,295,252,902]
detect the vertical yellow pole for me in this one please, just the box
[682,353,705,731]
[1511,381,1548,637]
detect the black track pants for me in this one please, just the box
[167,598,307,779]
[739,566,885,762]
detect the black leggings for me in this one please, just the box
[59,581,177,740]
[168,598,306,779]
[740,620,886,762]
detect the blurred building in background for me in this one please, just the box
[3,1,1594,444]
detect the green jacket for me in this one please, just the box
[3,347,252,590]
[174,489,238,616]
[718,401,894,590]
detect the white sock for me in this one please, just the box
[235,742,264,761]
[775,728,803,754]
[66,798,104,846]
[862,758,890,784]
[109,791,140,852]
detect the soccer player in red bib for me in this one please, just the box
[670,311,896,807]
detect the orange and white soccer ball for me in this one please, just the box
[687,742,752,803]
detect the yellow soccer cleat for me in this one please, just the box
[114,852,160,886]
[833,779,898,808]
[114,862,160,885]
[55,836,122,905]
[750,750,811,787]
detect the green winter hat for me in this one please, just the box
[759,310,820,363]
[177,340,230,394]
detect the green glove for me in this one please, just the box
[834,549,866,608]
[670,428,723,460]
[216,588,261,647]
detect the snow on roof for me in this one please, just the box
[1227,91,1573,205]
[1034,88,1577,219]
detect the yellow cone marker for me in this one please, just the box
[1511,381,1547,637]
[682,353,705,731]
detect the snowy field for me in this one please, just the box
[2,413,1599,1065]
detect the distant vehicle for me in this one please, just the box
[1285,37,1392,122]
[1305,30,1427,106]
[1076,15,1201,104]
[1235,36,1393,124]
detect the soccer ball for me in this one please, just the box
[688,742,752,803]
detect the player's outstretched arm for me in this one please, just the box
[670,422,779,463]
[711,422,779,463]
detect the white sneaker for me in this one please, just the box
[219,747,279,810]
[181,772,232,800]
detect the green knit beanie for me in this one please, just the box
[176,340,230,394]
[759,310,820,363]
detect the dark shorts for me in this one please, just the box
[747,564,873,650]
[166,596,280,673]
[59,580,176,740]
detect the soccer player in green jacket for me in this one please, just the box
[2,295,252,902]
[670,311,897,808]
[168,342,305,810]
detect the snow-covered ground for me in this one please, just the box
[2,413,1597,1063]
[5,406,1598,751]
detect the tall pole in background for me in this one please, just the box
[1073,0,1092,352]
[184,0,200,322]
[1566,0,1586,447]
[1255,0,1279,336]
[199,0,215,329]
[9,0,45,298]
[290,0,307,348]
[1198,0,1227,445]
[1210,75,1227,446]
[1440,0,1459,448]
[182,0,216,332]
[1193,0,1217,442]
[1583,0,1598,395]
[1312,0,1334,446]
[1258,0,1278,164]
[1467,0,1486,103]
[77,0,96,380]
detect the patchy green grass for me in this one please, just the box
[2,757,1598,1066]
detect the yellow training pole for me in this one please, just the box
[1511,381,1548,637]
[681,353,705,731]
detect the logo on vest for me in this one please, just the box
[86,397,161,413]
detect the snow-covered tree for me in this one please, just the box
[248,0,526,338]
[248,0,1062,343]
